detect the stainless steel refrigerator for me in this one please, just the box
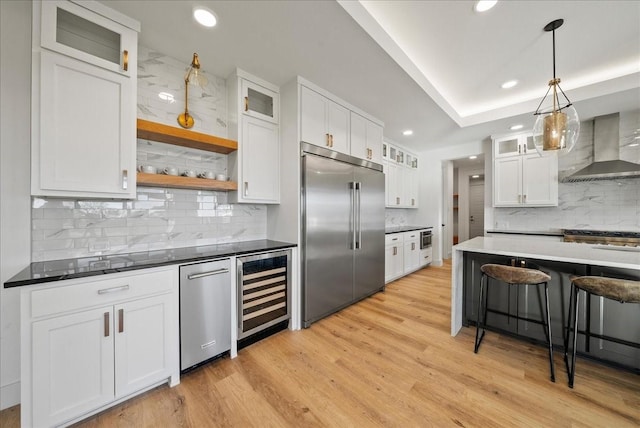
[301,142,385,327]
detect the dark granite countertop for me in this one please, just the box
[486,229,563,237]
[385,225,432,234]
[4,240,296,288]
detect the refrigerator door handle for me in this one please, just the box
[350,181,356,250]
[355,182,361,249]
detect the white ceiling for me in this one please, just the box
[107,0,640,152]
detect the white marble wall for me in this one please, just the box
[31,46,268,262]
[494,110,640,232]
[385,208,418,227]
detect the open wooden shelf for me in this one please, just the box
[137,173,237,192]
[137,119,238,154]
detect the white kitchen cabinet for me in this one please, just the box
[419,247,433,267]
[22,267,179,428]
[228,69,280,203]
[385,234,405,283]
[350,112,383,163]
[403,231,421,273]
[241,79,279,124]
[385,141,419,208]
[385,229,431,283]
[493,132,558,207]
[300,85,350,155]
[32,0,139,199]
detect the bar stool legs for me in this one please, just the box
[473,263,555,382]
[543,282,556,382]
[564,282,581,388]
[474,273,487,353]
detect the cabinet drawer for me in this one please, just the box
[29,267,176,319]
[403,231,420,242]
[385,233,404,246]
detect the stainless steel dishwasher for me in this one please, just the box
[179,258,231,371]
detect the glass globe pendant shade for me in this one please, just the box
[533,104,580,156]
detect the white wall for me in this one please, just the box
[415,139,490,265]
[0,0,32,410]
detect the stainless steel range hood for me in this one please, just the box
[563,113,640,182]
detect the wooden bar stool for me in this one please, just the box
[564,276,640,388]
[474,263,555,382]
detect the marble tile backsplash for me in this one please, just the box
[31,45,268,262]
[31,189,267,262]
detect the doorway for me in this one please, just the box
[468,177,485,239]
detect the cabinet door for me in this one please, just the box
[386,162,401,207]
[114,293,173,398]
[327,100,350,155]
[35,50,136,198]
[32,307,115,427]
[403,240,420,273]
[403,167,419,208]
[493,157,522,207]
[366,120,383,164]
[494,136,521,158]
[241,117,280,203]
[40,0,136,76]
[241,79,279,124]
[350,112,368,160]
[300,86,329,148]
[385,244,404,282]
[522,153,558,206]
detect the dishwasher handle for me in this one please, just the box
[187,268,230,280]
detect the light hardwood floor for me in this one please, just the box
[2,261,639,427]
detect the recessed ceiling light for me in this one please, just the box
[501,80,518,89]
[469,155,477,160]
[510,124,524,131]
[472,175,480,179]
[158,92,175,103]
[193,7,217,27]
[474,1,498,13]
[402,130,413,136]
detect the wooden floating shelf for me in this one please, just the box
[137,119,238,154]
[137,173,238,192]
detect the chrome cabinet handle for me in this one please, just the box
[98,285,129,294]
[104,312,110,337]
[118,309,124,333]
[244,182,249,196]
[523,194,527,203]
[411,242,415,251]
[123,50,128,71]
[396,197,400,205]
[187,268,230,280]
[393,246,397,256]
[122,170,128,190]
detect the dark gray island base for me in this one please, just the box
[462,251,640,372]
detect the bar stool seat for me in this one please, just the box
[564,276,640,388]
[474,264,555,382]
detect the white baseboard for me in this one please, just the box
[0,380,20,410]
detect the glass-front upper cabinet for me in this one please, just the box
[494,133,535,158]
[40,0,138,76]
[241,79,279,124]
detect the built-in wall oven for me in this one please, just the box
[237,249,291,340]
[420,229,433,249]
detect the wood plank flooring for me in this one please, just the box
[2,260,639,427]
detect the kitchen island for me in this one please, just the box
[451,236,640,369]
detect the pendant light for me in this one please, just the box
[177,53,208,129]
[533,19,580,156]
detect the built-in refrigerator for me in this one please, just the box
[301,142,385,327]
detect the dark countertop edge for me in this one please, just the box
[385,226,433,234]
[4,240,297,288]
[485,230,563,237]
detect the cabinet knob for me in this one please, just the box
[123,50,128,71]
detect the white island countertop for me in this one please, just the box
[450,237,640,336]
